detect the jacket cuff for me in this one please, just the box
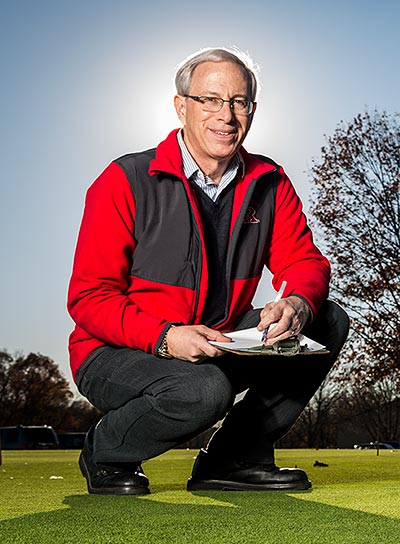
[288,294,314,323]
[154,322,183,357]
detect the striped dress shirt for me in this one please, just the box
[177,130,244,201]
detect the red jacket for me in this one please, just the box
[68,130,330,380]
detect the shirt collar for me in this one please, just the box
[177,129,245,180]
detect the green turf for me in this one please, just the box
[0,449,399,543]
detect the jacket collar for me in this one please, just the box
[149,129,277,180]
[148,129,184,178]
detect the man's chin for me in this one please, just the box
[207,143,239,161]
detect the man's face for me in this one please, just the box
[174,61,256,170]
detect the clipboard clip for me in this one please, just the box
[261,337,301,356]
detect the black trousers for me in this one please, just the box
[76,300,349,466]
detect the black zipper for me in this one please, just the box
[190,215,203,324]
[215,168,278,327]
[180,178,204,325]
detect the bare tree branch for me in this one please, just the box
[309,109,400,382]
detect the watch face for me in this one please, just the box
[158,336,171,358]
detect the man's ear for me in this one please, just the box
[174,95,186,124]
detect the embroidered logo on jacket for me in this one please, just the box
[243,206,260,224]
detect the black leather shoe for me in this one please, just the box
[187,449,311,491]
[79,427,150,495]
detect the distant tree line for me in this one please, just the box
[0,351,101,433]
[1,348,399,448]
[277,374,400,448]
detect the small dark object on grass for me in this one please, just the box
[314,460,329,467]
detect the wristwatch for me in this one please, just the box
[157,329,174,359]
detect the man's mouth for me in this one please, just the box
[211,129,236,136]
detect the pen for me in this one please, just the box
[261,280,287,343]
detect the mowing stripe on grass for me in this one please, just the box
[0,449,399,544]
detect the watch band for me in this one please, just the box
[157,329,174,359]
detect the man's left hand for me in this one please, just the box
[257,296,311,345]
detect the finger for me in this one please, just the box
[194,341,224,359]
[258,299,294,331]
[259,301,275,320]
[260,312,301,341]
[258,308,289,333]
[258,302,279,323]
[257,309,282,331]
[264,328,296,346]
[267,314,300,337]
[204,330,233,343]
[259,299,302,334]
[187,346,225,363]
[206,345,228,358]
[264,320,291,340]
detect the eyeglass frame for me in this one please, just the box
[183,94,256,116]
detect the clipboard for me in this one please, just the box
[210,327,329,357]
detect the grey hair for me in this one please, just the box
[175,47,260,101]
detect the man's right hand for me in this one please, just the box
[165,325,232,363]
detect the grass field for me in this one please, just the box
[0,449,399,543]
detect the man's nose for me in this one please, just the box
[217,101,235,122]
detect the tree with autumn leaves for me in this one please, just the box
[309,109,399,385]
[0,351,101,431]
[280,110,400,448]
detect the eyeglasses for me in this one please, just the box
[184,95,256,115]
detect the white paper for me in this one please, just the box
[210,327,326,353]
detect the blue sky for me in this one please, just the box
[1,0,399,391]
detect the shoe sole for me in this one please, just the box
[187,478,312,492]
[79,452,150,496]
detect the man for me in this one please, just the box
[68,47,349,495]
